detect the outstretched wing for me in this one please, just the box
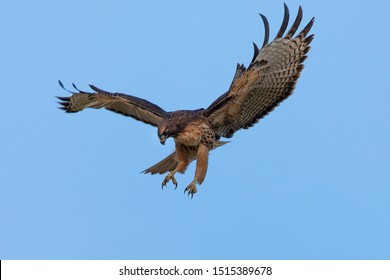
[57,81,167,127]
[205,4,314,138]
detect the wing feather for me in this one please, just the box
[285,6,303,39]
[205,4,314,138]
[259,14,270,49]
[57,81,166,127]
[274,3,290,39]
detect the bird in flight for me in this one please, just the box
[57,4,314,197]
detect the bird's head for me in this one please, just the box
[157,118,177,145]
[157,127,170,145]
[157,111,195,145]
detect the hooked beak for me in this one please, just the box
[159,135,167,145]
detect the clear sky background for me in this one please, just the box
[1,0,389,259]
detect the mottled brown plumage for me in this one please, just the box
[57,4,314,197]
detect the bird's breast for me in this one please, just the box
[175,122,215,148]
[175,123,203,146]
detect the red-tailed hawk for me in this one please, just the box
[57,4,314,197]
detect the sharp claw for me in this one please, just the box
[161,172,177,190]
[161,179,168,190]
[184,180,197,198]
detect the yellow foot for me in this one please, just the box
[184,179,198,198]
[161,172,178,189]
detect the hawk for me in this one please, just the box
[57,4,314,197]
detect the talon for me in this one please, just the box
[161,178,168,189]
[161,171,177,190]
[184,179,198,198]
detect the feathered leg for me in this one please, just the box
[184,144,209,198]
[143,140,228,175]
[161,143,190,189]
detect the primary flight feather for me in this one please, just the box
[57,4,315,197]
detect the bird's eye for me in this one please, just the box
[163,128,170,136]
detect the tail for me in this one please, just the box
[142,140,229,175]
[142,152,178,175]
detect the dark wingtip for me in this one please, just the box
[58,101,69,106]
[89,84,102,92]
[305,34,315,45]
[56,96,70,111]
[58,80,76,94]
[300,17,315,37]
[275,3,290,39]
[58,80,69,92]
[251,42,259,63]
[283,2,288,12]
[72,83,83,92]
[259,13,269,49]
[285,5,303,39]
[56,96,70,102]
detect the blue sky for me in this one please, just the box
[1,0,389,259]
